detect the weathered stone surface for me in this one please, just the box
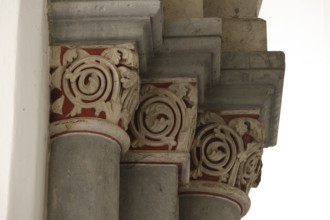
[204,51,285,147]
[120,164,178,220]
[204,0,263,18]
[180,195,241,220]
[144,17,222,99]
[147,54,211,103]
[222,18,267,51]
[161,18,222,86]
[143,18,222,103]
[49,2,222,83]
[163,0,203,20]
[164,17,222,37]
[48,134,121,220]
[49,0,163,72]
[221,51,285,69]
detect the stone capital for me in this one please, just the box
[49,44,140,153]
[181,110,265,216]
[121,78,198,185]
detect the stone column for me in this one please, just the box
[120,78,198,220]
[180,111,264,220]
[47,44,140,220]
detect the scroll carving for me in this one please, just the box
[190,111,264,193]
[49,44,140,130]
[129,79,197,151]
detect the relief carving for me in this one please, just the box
[190,111,264,193]
[49,44,140,130]
[129,79,197,151]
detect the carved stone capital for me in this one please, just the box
[121,78,198,185]
[183,110,265,215]
[49,44,140,152]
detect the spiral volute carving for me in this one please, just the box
[190,111,264,193]
[50,45,140,130]
[129,82,197,151]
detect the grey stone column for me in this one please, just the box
[47,134,121,220]
[47,44,140,220]
[180,195,241,220]
[120,164,179,220]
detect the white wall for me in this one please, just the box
[0,0,21,219]
[0,0,49,219]
[325,0,330,73]
[245,0,330,220]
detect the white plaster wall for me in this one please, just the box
[0,0,20,219]
[245,0,330,220]
[324,0,330,73]
[0,0,49,219]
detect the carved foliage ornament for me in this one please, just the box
[50,44,140,130]
[190,111,264,193]
[129,80,197,151]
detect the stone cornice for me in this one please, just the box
[204,0,263,18]
[203,51,285,146]
[49,0,222,89]
[49,0,163,72]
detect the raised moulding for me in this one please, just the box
[49,44,140,152]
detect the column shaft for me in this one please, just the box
[120,164,179,220]
[47,134,121,220]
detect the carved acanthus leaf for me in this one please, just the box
[101,45,139,68]
[51,95,64,115]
